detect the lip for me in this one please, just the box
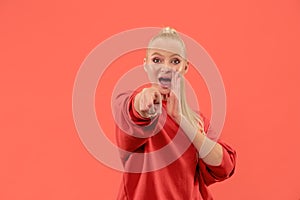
[158,76,172,88]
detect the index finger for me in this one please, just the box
[152,88,162,114]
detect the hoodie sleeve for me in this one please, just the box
[198,114,237,186]
[113,91,159,153]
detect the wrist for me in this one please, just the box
[198,136,217,159]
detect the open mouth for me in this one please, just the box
[158,77,172,88]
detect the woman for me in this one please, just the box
[113,27,236,200]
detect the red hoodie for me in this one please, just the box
[113,91,236,200]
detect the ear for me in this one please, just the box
[182,61,189,75]
[143,57,147,72]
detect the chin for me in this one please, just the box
[152,83,171,95]
[159,87,170,95]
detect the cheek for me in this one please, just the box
[175,65,181,71]
[145,64,160,81]
[172,65,183,73]
[146,64,162,73]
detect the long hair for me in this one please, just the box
[147,27,205,133]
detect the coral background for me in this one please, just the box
[1,0,300,199]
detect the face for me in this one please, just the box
[144,46,188,95]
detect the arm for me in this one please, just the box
[194,130,224,166]
[178,113,236,182]
[168,107,236,184]
[199,140,236,185]
[198,114,236,185]
[167,72,236,168]
[113,91,159,153]
[177,115,226,166]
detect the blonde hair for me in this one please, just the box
[148,27,205,133]
[147,27,187,59]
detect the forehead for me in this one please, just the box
[148,37,186,59]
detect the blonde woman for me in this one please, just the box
[114,27,236,200]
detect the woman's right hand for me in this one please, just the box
[134,87,162,118]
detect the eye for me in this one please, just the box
[152,57,161,63]
[171,58,181,65]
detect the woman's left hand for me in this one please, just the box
[166,71,182,124]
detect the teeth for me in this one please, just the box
[158,77,172,88]
[158,77,171,82]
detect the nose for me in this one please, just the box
[159,65,172,74]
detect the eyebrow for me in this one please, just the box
[150,52,182,58]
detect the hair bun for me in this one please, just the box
[161,26,177,35]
